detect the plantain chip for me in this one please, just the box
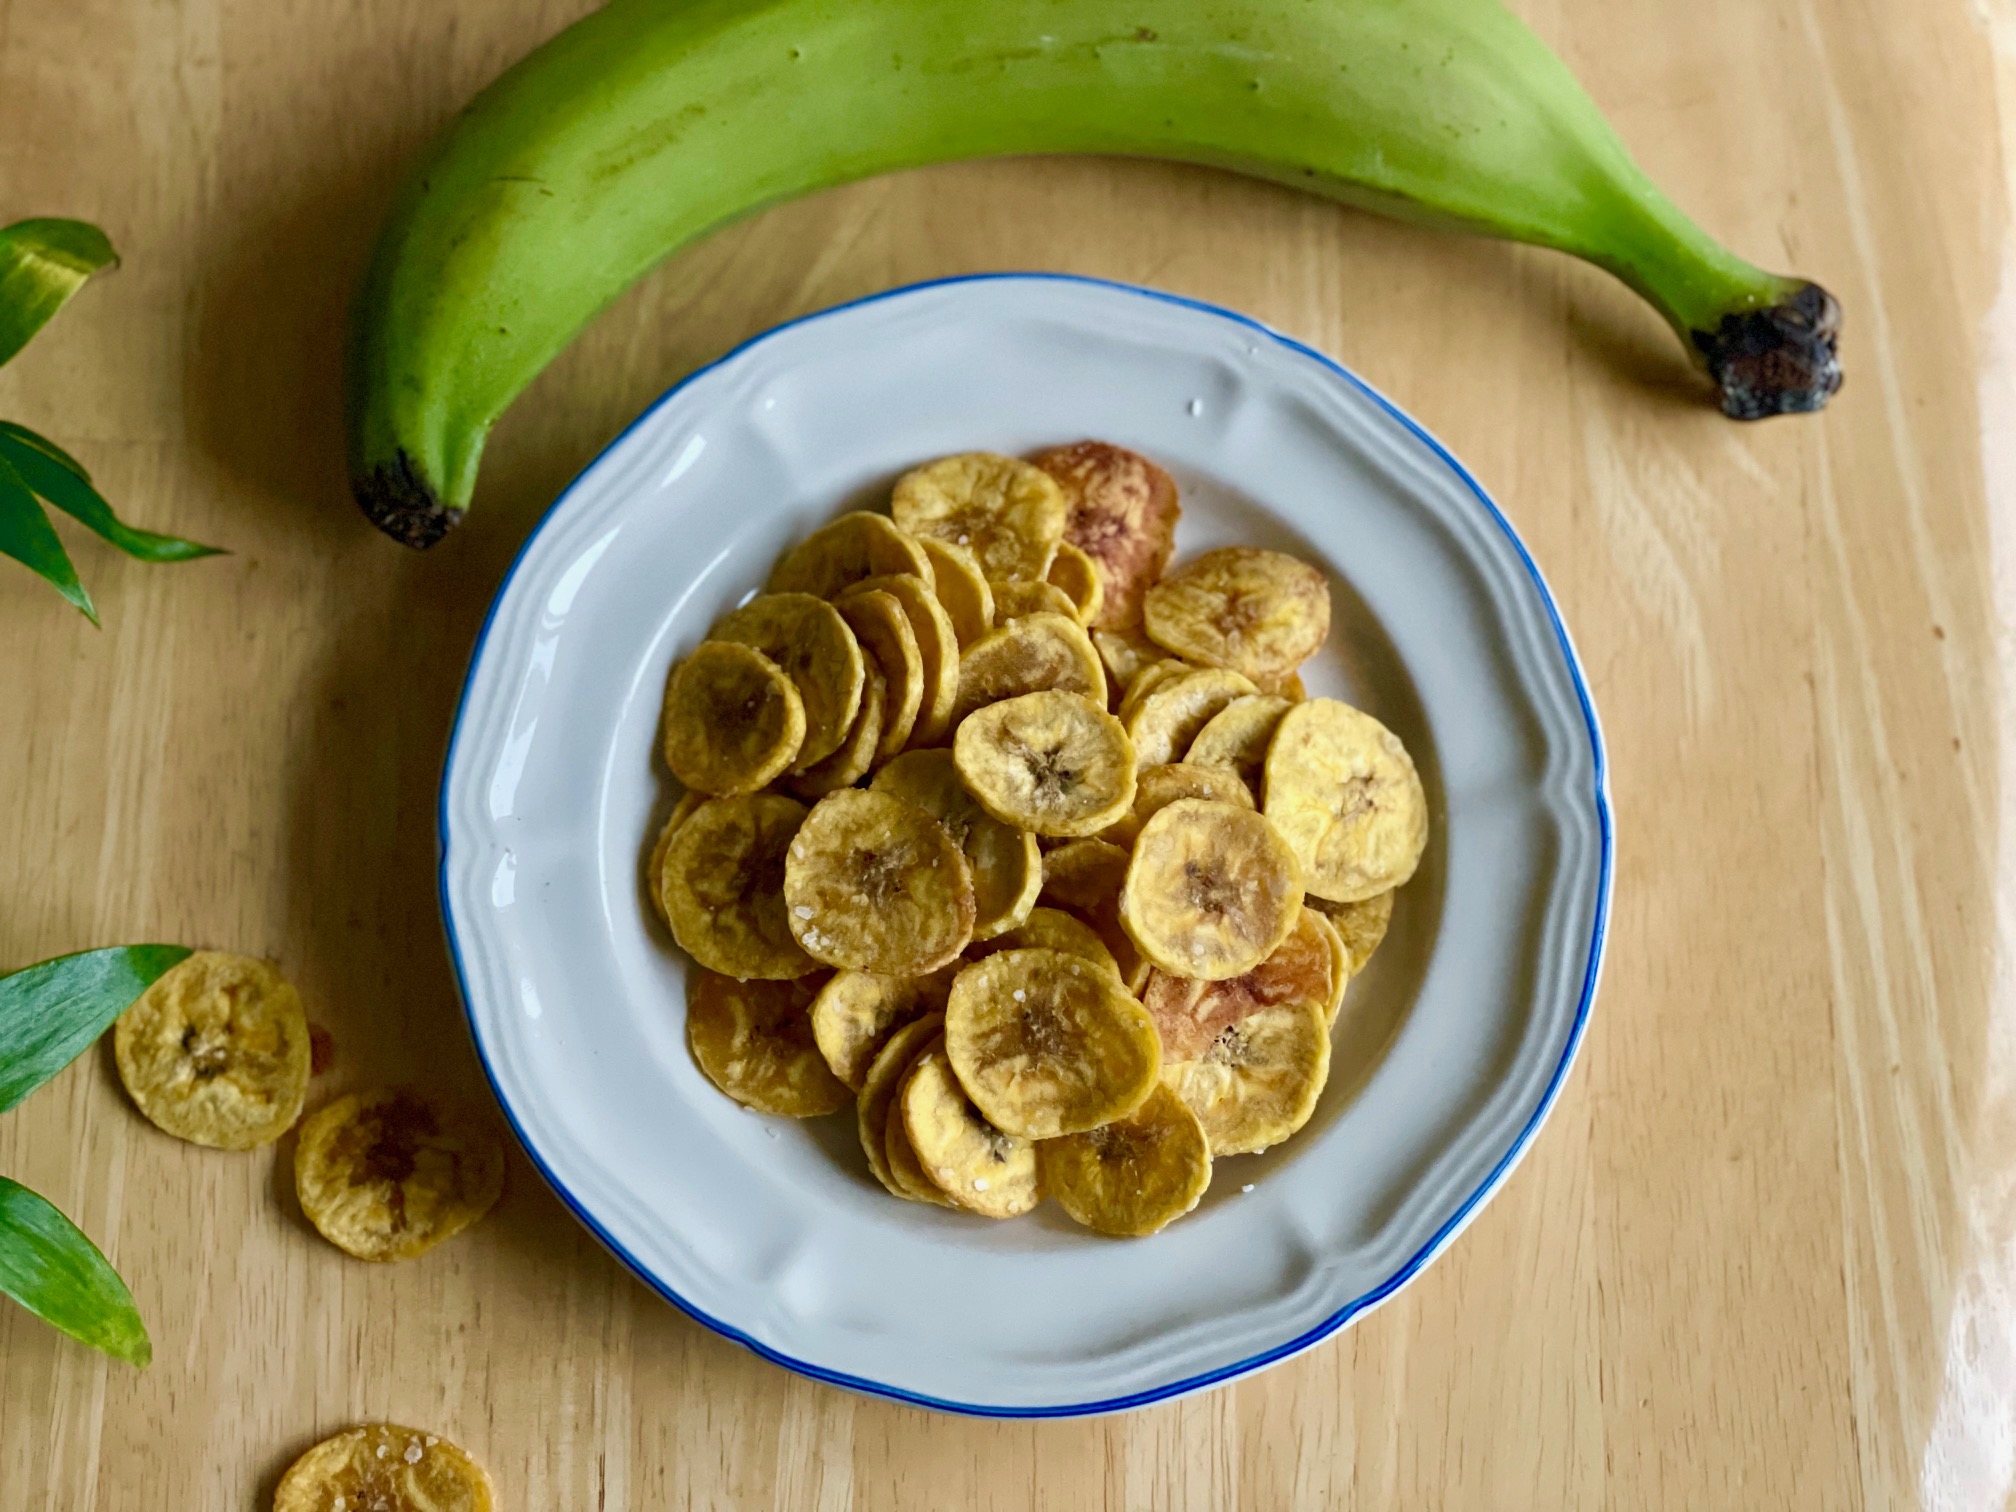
[1039,837,1131,915]
[969,905,1119,979]
[1114,657,1194,727]
[784,659,885,799]
[766,509,933,598]
[952,690,1137,838]
[891,452,1066,583]
[1184,693,1293,795]
[710,592,864,769]
[1143,547,1331,685]
[837,588,924,762]
[1299,906,1352,1026]
[273,1424,495,1512]
[686,969,847,1116]
[1101,761,1255,847]
[1161,999,1330,1155]
[113,951,310,1150]
[294,1089,505,1262]
[662,794,815,980]
[660,640,805,796]
[1041,1083,1211,1237]
[1310,888,1396,977]
[1120,799,1303,980]
[856,1013,945,1197]
[1262,700,1427,903]
[914,535,995,649]
[810,966,955,1091]
[944,948,1160,1139]
[1123,667,1259,768]
[783,789,975,974]
[1044,540,1105,627]
[646,792,706,925]
[871,748,1039,940]
[900,1048,1041,1218]
[1140,907,1334,1058]
[1033,441,1180,630]
[991,578,1080,622]
[843,572,959,747]
[950,611,1105,727]
[1092,626,1163,705]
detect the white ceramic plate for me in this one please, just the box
[440,274,1610,1417]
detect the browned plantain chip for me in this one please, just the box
[294,1089,505,1262]
[1141,907,1334,1058]
[686,970,847,1116]
[1033,441,1181,631]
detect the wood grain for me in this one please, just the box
[0,0,2007,1506]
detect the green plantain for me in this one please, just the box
[348,0,1841,547]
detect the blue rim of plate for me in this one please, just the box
[438,271,1614,1418]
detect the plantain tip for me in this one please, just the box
[1694,281,1843,421]
[354,451,462,549]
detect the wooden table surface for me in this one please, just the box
[2,0,2009,1505]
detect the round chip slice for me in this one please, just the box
[711,592,864,768]
[836,588,924,761]
[783,789,975,974]
[766,509,933,598]
[1299,907,1353,1026]
[970,906,1119,978]
[1143,547,1332,684]
[1311,889,1396,976]
[811,967,955,1090]
[953,690,1137,838]
[1263,700,1428,903]
[1161,999,1331,1155]
[1120,799,1303,980]
[112,951,310,1150]
[1033,441,1181,631]
[844,573,959,747]
[1045,541,1105,626]
[294,1089,505,1261]
[991,579,1081,622]
[1140,908,1334,1058]
[891,452,1066,582]
[856,1013,945,1197]
[662,795,815,979]
[944,948,1161,1139]
[1041,1083,1212,1237]
[274,1424,495,1512]
[871,748,1039,940]
[915,536,995,648]
[785,659,885,799]
[901,1048,1041,1218]
[659,640,806,796]
[1263,669,1309,702]
[687,969,847,1116]
[1092,627,1163,704]
[1124,667,1259,768]
[1039,837,1132,914]
[1102,761,1256,847]
[646,792,706,925]
[1185,693,1293,793]
[1114,658,1193,726]
[885,1092,958,1208]
[950,612,1105,727]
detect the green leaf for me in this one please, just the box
[0,220,116,370]
[0,451,93,622]
[0,421,90,480]
[0,430,222,563]
[0,1177,149,1365]
[0,944,190,1113]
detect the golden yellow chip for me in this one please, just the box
[1143,547,1332,684]
[1299,907,1352,1026]
[1123,667,1259,768]
[783,789,975,974]
[273,1424,495,1512]
[1141,908,1334,1058]
[1114,657,1193,726]
[710,592,864,768]
[1263,669,1308,701]
[914,536,995,649]
[1183,693,1292,794]
[1091,627,1161,707]
[1044,541,1105,626]
[112,951,310,1150]
[950,611,1106,727]
[1033,441,1180,631]
[836,588,924,762]
[843,573,959,747]
[646,791,708,923]
[856,1013,945,1197]
[891,452,1067,582]
[1101,761,1256,847]
[662,794,815,980]
[1262,700,1428,903]
[659,640,806,797]
[1041,1083,1212,1237]
[766,509,934,598]
[871,748,1039,941]
[991,578,1081,622]
[1161,999,1330,1155]
[810,967,955,1091]
[952,690,1138,838]
[970,906,1119,978]
[785,659,885,799]
[944,948,1161,1139]
[686,969,847,1116]
[1039,837,1131,914]
[294,1089,505,1262]
[1310,889,1396,976]
[884,1092,957,1207]
[901,1048,1041,1218]
[1120,799,1303,980]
